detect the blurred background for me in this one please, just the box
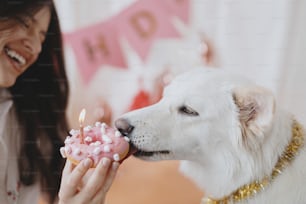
[51,0,306,203]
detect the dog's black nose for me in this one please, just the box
[115,118,134,136]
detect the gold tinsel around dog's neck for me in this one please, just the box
[202,120,304,204]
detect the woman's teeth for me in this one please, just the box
[4,47,26,66]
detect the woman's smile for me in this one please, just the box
[4,45,27,73]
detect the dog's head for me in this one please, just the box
[115,68,275,166]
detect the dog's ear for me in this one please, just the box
[233,86,275,143]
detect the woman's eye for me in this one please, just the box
[16,17,31,29]
[178,106,199,116]
[21,20,31,28]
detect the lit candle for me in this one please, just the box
[79,108,86,143]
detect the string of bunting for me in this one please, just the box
[63,0,190,84]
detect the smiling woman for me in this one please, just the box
[1,1,122,204]
[0,1,69,203]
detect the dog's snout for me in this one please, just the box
[115,118,134,136]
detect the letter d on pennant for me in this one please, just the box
[130,10,157,38]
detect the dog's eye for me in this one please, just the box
[178,106,199,116]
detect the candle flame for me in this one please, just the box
[79,108,86,124]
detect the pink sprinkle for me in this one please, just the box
[64,136,73,144]
[102,135,112,143]
[95,121,102,127]
[73,148,82,156]
[94,141,102,146]
[64,146,72,154]
[93,147,102,155]
[113,153,120,161]
[69,129,78,135]
[60,147,66,158]
[100,126,106,134]
[84,125,92,132]
[124,137,130,142]
[103,145,111,153]
[84,136,93,142]
[115,131,121,137]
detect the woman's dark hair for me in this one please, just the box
[1,0,69,203]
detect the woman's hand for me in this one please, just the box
[58,158,119,204]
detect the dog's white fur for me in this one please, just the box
[116,68,306,204]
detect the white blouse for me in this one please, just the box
[0,88,39,204]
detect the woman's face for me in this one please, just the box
[0,6,51,87]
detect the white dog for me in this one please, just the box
[115,68,306,204]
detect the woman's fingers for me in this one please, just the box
[59,158,120,204]
[89,160,120,203]
[80,158,113,200]
[59,158,93,199]
[59,159,74,196]
[62,159,74,176]
[102,162,119,192]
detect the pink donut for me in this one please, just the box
[60,122,130,167]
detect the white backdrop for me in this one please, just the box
[54,0,306,126]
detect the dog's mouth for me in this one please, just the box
[129,143,170,157]
[134,149,170,157]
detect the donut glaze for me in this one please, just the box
[60,122,130,167]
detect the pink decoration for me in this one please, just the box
[64,0,190,84]
[161,0,190,23]
[66,22,126,83]
[115,0,181,60]
[129,89,151,111]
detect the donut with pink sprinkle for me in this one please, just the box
[60,122,130,167]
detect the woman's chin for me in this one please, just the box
[0,76,17,88]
